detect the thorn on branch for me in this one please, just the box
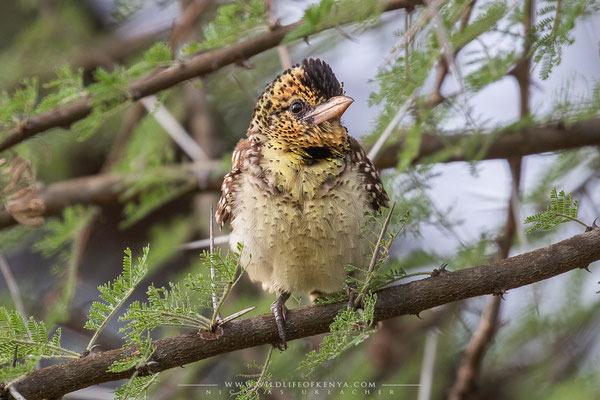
[268,18,283,31]
[431,263,450,277]
[80,344,101,358]
[138,360,160,374]
[414,311,423,320]
[235,60,253,69]
[216,306,256,326]
[335,25,358,42]
[580,264,592,273]
[585,217,599,232]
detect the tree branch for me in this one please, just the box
[0,0,423,153]
[6,228,600,400]
[0,162,222,229]
[375,117,600,169]
[1,117,598,230]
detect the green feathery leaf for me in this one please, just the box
[183,0,266,53]
[285,0,383,42]
[524,188,589,232]
[119,243,247,345]
[0,307,79,382]
[110,332,159,400]
[0,78,38,128]
[530,0,599,79]
[35,65,86,113]
[84,246,150,351]
[300,293,377,375]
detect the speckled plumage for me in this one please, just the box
[216,59,388,298]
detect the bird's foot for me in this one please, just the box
[270,292,290,351]
[346,283,362,311]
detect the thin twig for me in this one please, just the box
[85,285,138,352]
[265,0,292,70]
[168,0,210,50]
[139,96,209,161]
[552,212,591,229]
[430,0,475,107]
[8,385,26,400]
[367,90,419,160]
[0,250,26,318]
[209,204,220,321]
[510,176,529,248]
[381,0,448,68]
[424,0,477,129]
[447,292,502,400]
[218,306,256,325]
[236,346,274,399]
[179,234,231,250]
[355,203,396,307]
[158,311,211,326]
[417,330,438,400]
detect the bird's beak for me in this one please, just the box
[305,96,354,125]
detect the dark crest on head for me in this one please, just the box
[300,58,343,99]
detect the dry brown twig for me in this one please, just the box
[265,0,293,70]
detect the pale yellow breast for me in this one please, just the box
[259,145,345,201]
[229,165,372,295]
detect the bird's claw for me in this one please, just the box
[346,283,362,311]
[270,297,289,350]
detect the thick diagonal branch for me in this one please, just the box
[7,228,600,400]
[0,0,422,153]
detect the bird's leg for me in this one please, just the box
[346,281,362,310]
[270,292,291,350]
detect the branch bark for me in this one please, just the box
[7,228,600,400]
[1,117,599,230]
[375,116,600,169]
[0,0,423,153]
[0,162,222,229]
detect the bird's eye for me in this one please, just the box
[289,101,304,115]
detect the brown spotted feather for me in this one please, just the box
[348,137,389,211]
[215,138,263,226]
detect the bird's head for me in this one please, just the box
[248,58,353,161]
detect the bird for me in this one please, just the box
[215,58,389,349]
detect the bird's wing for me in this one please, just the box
[348,137,390,211]
[215,138,252,227]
